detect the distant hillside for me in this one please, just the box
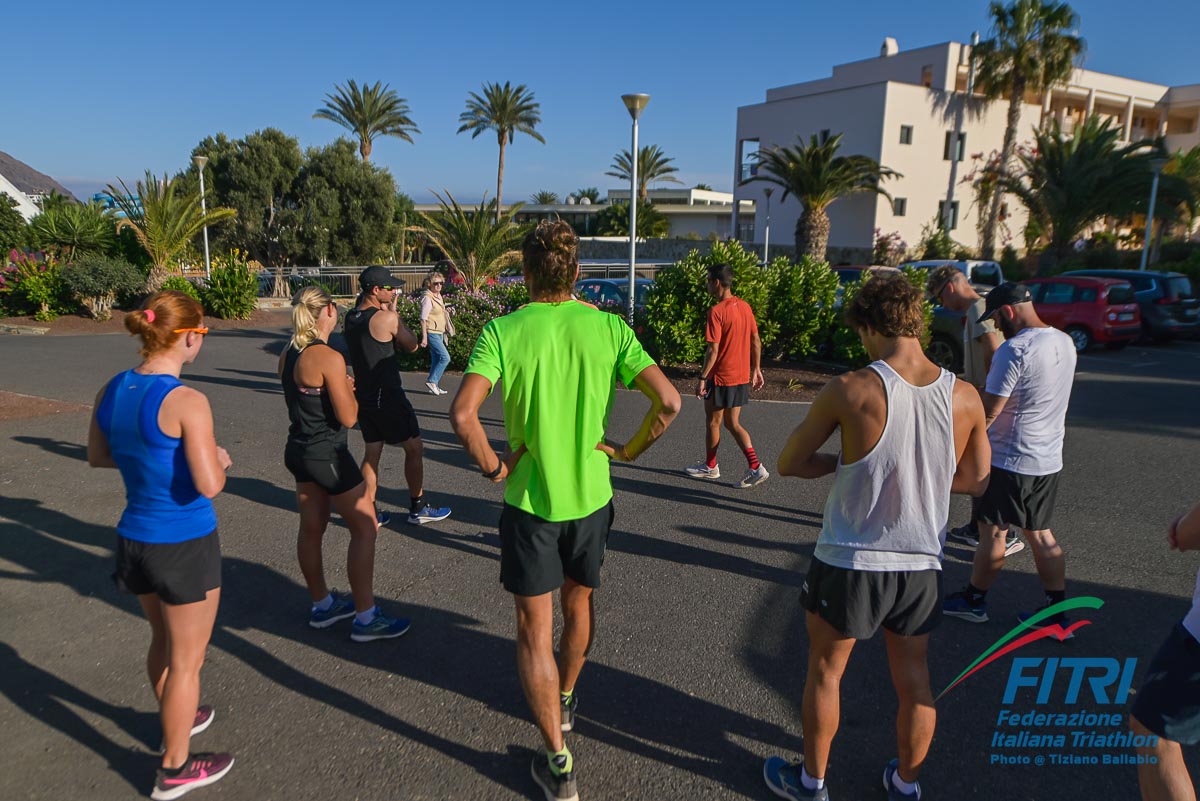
[0,151,77,201]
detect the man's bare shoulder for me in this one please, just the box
[951,375,985,415]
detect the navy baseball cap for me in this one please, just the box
[359,266,402,290]
[977,282,1033,323]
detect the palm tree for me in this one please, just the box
[573,187,602,204]
[457,82,545,221]
[313,80,419,161]
[530,190,559,205]
[411,191,528,292]
[973,0,1084,258]
[1166,146,1200,238]
[606,145,682,202]
[107,171,236,292]
[596,201,670,239]
[28,201,116,260]
[751,133,899,262]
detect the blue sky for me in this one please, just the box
[5,0,1196,203]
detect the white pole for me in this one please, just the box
[763,190,772,263]
[628,118,639,325]
[1140,168,1163,271]
[198,167,211,280]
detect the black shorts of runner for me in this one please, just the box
[284,441,364,496]
[358,400,421,445]
[978,467,1060,531]
[113,530,221,605]
[499,502,614,597]
[1131,622,1200,745]
[709,382,749,409]
[801,557,942,639]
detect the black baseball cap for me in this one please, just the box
[977,282,1033,323]
[360,266,402,290]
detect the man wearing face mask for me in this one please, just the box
[944,283,1078,630]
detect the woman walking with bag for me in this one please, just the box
[419,270,454,395]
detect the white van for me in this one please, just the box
[901,260,1005,290]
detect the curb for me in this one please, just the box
[0,323,50,335]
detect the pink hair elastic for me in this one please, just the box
[144,309,156,322]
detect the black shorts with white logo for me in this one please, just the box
[708,382,749,409]
[113,530,221,606]
[1132,623,1200,745]
[978,467,1060,531]
[499,502,614,597]
[801,557,942,639]
[284,441,364,496]
[358,399,421,445]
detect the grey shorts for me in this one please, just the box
[801,558,942,639]
[708,382,749,409]
[978,467,1060,531]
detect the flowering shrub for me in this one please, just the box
[391,282,532,372]
[872,229,907,267]
[0,252,74,320]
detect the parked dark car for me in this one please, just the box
[1062,270,1198,341]
[574,278,654,309]
[1022,276,1140,351]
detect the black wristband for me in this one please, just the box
[482,461,503,479]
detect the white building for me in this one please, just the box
[733,38,1200,259]
[0,172,41,221]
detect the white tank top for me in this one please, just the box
[814,361,957,572]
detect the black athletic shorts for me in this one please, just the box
[284,441,364,496]
[113,530,221,605]
[358,399,420,445]
[499,502,614,597]
[801,557,942,639]
[709,382,749,409]
[978,467,1060,531]
[1131,622,1200,745]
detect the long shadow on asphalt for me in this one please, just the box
[1070,374,1200,441]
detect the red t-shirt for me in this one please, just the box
[705,296,758,386]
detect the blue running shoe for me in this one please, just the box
[309,590,356,629]
[376,509,391,527]
[763,756,829,801]
[943,590,989,623]
[350,612,411,642]
[408,504,451,525]
[882,758,922,800]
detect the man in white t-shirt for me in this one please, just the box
[944,283,1077,629]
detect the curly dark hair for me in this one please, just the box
[523,219,579,296]
[844,272,925,338]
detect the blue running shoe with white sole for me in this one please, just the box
[763,756,829,800]
[309,589,356,629]
[943,590,989,623]
[883,758,922,800]
[408,504,451,525]
[350,613,411,642]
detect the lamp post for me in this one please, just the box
[621,93,649,325]
[193,155,212,280]
[762,188,773,264]
[1139,156,1169,271]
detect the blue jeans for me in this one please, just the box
[427,332,449,385]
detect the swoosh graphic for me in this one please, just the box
[934,620,1092,702]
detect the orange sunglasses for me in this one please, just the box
[174,326,210,336]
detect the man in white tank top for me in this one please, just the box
[761,273,990,801]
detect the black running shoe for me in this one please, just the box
[560,693,578,732]
[531,754,578,801]
[151,752,234,800]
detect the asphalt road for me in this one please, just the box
[1,326,1198,801]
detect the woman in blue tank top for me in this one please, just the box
[87,290,234,800]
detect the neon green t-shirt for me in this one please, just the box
[464,301,656,522]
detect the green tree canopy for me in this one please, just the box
[457,81,545,219]
[313,80,419,161]
[596,201,670,238]
[606,145,682,202]
[0,193,28,256]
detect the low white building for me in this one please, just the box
[0,172,41,221]
[733,38,1200,257]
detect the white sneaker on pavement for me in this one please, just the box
[737,465,770,488]
[685,461,721,480]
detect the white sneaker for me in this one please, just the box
[737,465,770,489]
[685,461,721,480]
[425,381,438,394]
[434,385,448,395]
[1004,535,1026,557]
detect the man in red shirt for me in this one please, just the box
[685,263,769,488]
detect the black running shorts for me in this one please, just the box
[801,557,942,639]
[499,502,614,597]
[113,530,221,605]
[708,382,749,409]
[978,467,1060,531]
[358,400,421,445]
[284,441,364,496]
[1132,622,1200,745]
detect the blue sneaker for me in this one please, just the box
[308,590,355,629]
[350,612,411,642]
[376,509,391,527]
[943,590,989,623]
[1017,606,1074,640]
[763,756,829,800]
[407,504,451,525]
[882,758,921,800]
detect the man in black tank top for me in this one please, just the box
[343,266,452,527]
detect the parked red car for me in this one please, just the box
[1022,276,1141,352]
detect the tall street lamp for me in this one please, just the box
[622,93,649,325]
[193,155,212,280]
[1139,156,1169,271]
[762,187,773,264]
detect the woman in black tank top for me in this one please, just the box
[278,287,412,642]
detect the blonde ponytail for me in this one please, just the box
[290,286,332,351]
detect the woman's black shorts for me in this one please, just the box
[285,441,364,496]
[113,530,221,605]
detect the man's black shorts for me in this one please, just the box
[284,441,363,496]
[499,502,614,597]
[1131,622,1200,745]
[709,382,749,409]
[978,467,1060,531]
[113,530,221,605]
[358,399,420,445]
[801,558,942,639]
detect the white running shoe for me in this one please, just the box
[425,381,438,394]
[737,465,770,489]
[685,461,721,480]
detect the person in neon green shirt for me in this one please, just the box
[451,220,680,801]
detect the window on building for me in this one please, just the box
[921,65,934,87]
[738,139,759,183]
[893,197,907,216]
[937,200,960,230]
[900,125,913,145]
[820,129,831,144]
[943,131,966,161]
